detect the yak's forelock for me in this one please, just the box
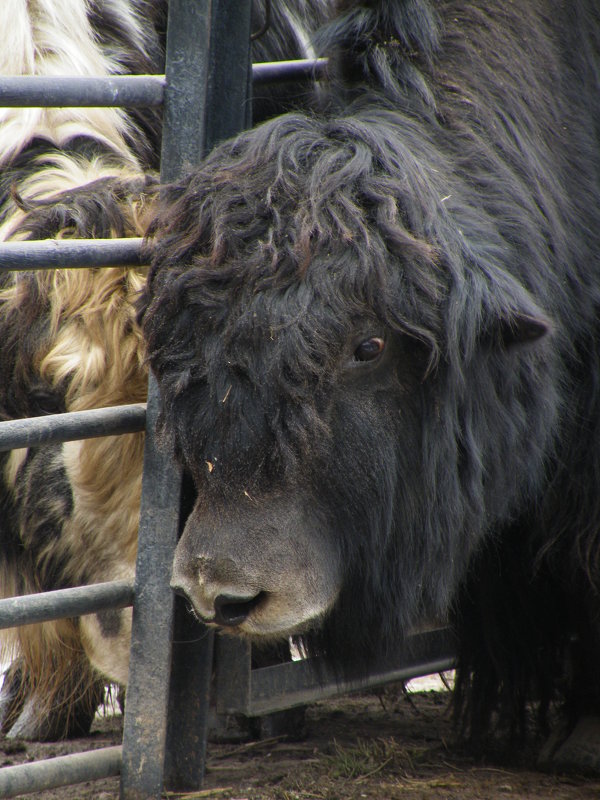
[140,109,450,367]
[140,104,558,498]
[138,109,458,490]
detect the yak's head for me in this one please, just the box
[139,109,554,666]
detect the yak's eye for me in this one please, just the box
[354,337,385,362]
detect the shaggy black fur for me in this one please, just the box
[141,0,600,750]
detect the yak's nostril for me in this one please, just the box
[213,592,265,627]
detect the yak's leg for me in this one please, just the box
[0,444,107,740]
[64,434,143,689]
[79,605,134,689]
[0,622,106,741]
[539,613,600,775]
[538,716,600,775]
[0,661,105,741]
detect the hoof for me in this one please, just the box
[0,664,24,736]
[539,716,600,775]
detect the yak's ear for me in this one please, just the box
[477,270,553,350]
[497,312,551,348]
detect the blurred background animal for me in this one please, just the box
[0,0,330,741]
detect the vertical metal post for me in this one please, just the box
[161,0,253,792]
[215,637,252,715]
[119,381,182,800]
[121,1,253,797]
[159,0,253,183]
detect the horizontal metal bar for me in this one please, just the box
[0,75,165,107]
[0,745,121,797]
[248,654,456,716]
[252,58,328,85]
[217,628,455,716]
[249,662,455,715]
[0,403,146,452]
[0,581,135,630]
[0,238,144,270]
[0,61,327,108]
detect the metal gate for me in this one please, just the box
[0,2,454,797]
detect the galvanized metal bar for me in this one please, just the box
[0,61,325,110]
[162,597,215,792]
[216,629,455,717]
[159,0,253,183]
[158,0,211,182]
[0,403,146,452]
[0,581,134,630]
[132,1,253,795]
[119,379,182,800]
[121,0,238,794]
[0,746,122,798]
[156,0,251,793]
[198,0,254,155]
[0,75,165,107]
[214,637,252,715]
[249,657,456,717]
[252,58,328,84]
[0,238,144,270]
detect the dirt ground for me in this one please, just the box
[2,679,600,800]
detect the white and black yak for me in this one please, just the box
[0,0,330,740]
[140,0,600,771]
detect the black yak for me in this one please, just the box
[0,0,330,740]
[140,0,600,769]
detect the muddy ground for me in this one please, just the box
[2,679,599,800]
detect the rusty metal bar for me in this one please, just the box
[0,581,134,630]
[0,404,146,452]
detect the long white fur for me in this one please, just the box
[0,0,148,168]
